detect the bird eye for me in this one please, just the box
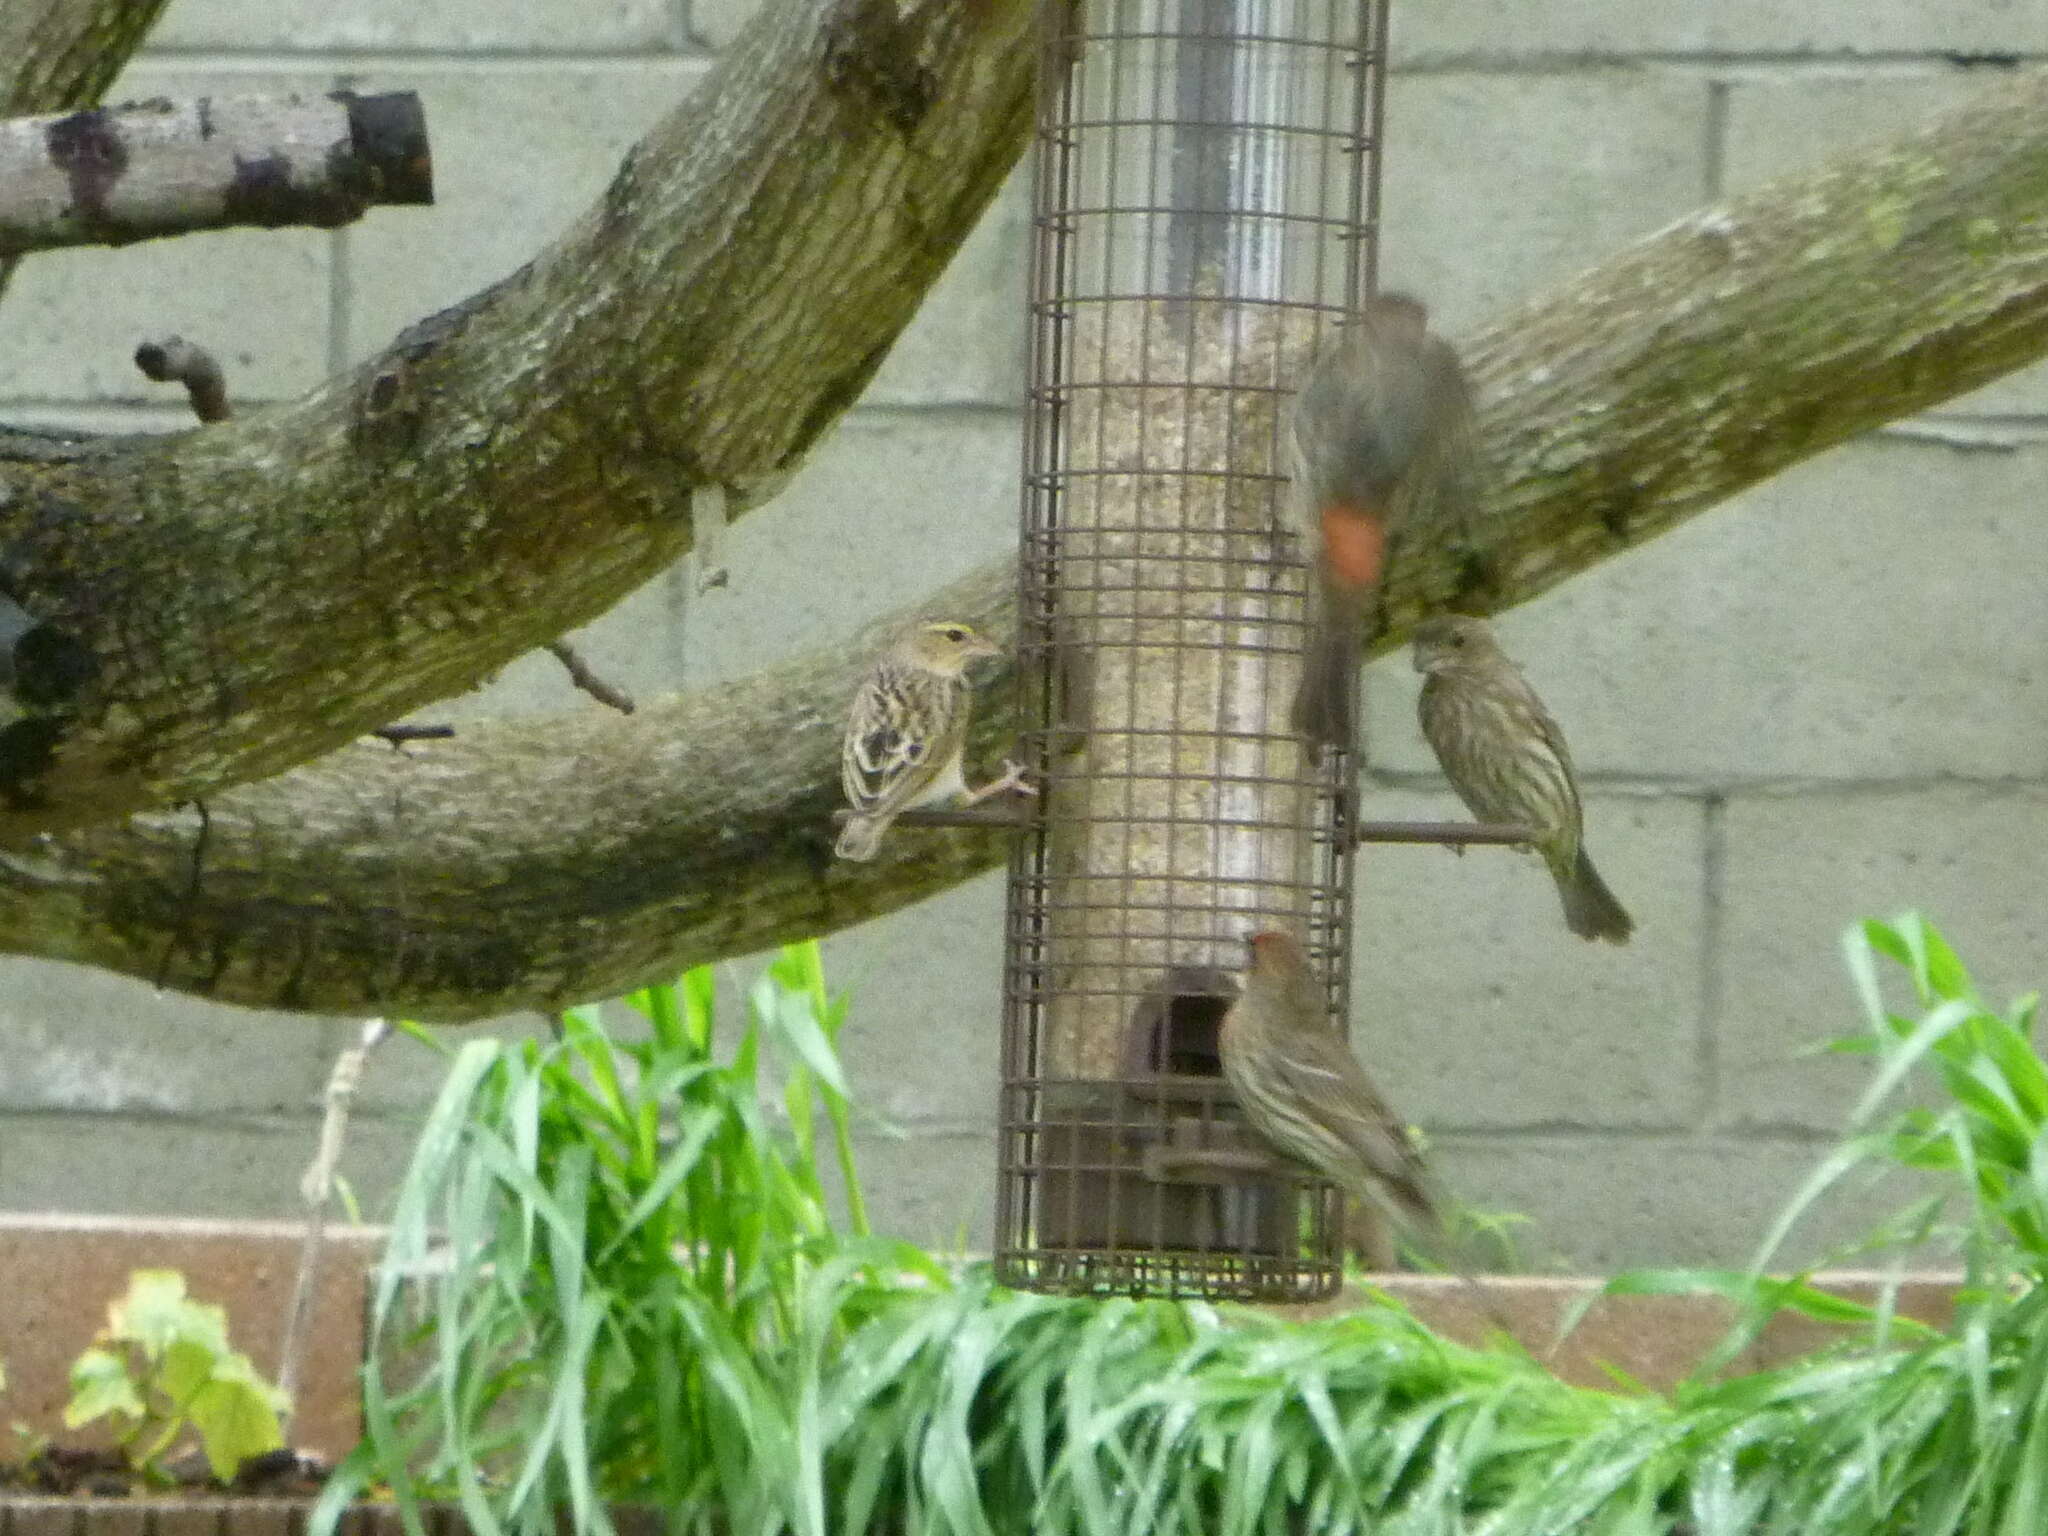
[943,627,967,642]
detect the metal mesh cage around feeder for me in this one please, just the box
[996,0,1395,1301]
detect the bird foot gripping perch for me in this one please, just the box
[963,757,1038,806]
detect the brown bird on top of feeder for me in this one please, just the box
[1287,293,1481,758]
[1412,615,1634,944]
[835,619,1034,862]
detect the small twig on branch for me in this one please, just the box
[276,1017,390,1435]
[371,723,455,747]
[0,91,432,258]
[546,638,636,714]
[134,336,228,422]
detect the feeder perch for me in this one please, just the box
[996,0,1395,1302]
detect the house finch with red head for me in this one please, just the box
[1287,294,1479,756]
[1413,615,1633,944]
[1218,929,1437,1230]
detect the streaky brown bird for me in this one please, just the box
[1218,929,1437,1228]
[1413,614,1633,943]
[836,620,1028,862]
[1219,929,1510,1325]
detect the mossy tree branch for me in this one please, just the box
[0,0,1038,839]
[4,48,2048,1017]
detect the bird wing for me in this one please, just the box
[1386,338,1480,540]
[1520,683,1578,783]
[841,666,968,816]
[1272,1030,1436,1221]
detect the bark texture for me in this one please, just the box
[1426,72,2048,635]
[0,0,168,118]
[0,90,431,257]
[4,41,2048,1018]
[0,570,1013,1019]
[0,0,175,300]
[0,0,1039,839]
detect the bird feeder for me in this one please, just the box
[996,0,1394,1301]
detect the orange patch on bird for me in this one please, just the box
[1319,503,1386,590]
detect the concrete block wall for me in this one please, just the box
[0,0,2041,1274]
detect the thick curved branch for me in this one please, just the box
[7,67,2048,1018]
[0,572,1010,1019]
[0,0,1039,838]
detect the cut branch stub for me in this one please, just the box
[134,336,230,423]
[0,90,432,257]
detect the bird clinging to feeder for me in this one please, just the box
[1288,294,1481,756]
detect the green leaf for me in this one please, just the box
[64,1347,144,1427]
[681,964,717,1052]
[775,985,850,1098]
[1848,999,1977,1128]
[106,1270,224,1358]
[207,1348,289,1410]
[157,1337,220,1409]
[187,1374,286,1481]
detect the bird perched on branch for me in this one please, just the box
[1218,929,1438,1231]
[835,620,1031,862]
[1413,615,1633,944]
[1287,294,1480,756]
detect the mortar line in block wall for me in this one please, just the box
[1389,52,2047,77]
[0,1105,331,1132]
[844,402,1029,426]
[1702,77,1730,199]
[1366,769,2048,797]
[327,227,353,376]
[1696,792,1727,1130]
[1436,1125,1838,1146]
[327,71,359,377]
[130,46,2047,76]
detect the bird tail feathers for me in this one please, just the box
[1558,848,1633,944]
